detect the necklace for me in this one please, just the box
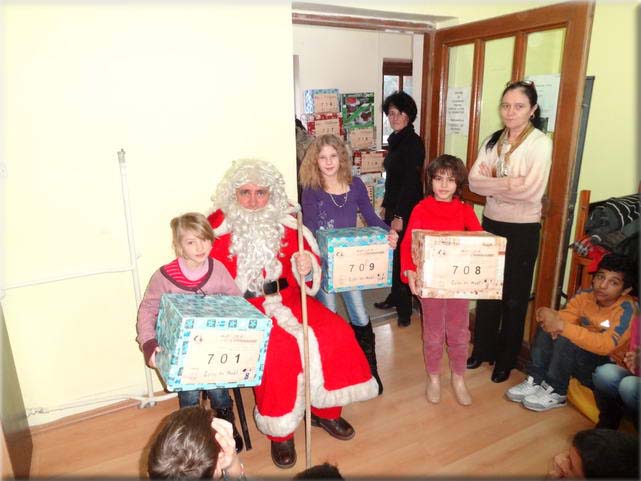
[328,189,349,208]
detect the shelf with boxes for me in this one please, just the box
[301,88,387,226]
[302,88,377,151]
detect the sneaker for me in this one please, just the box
[522,382,567,412]
[506,376,542,402]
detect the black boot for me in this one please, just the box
[374,294,396,310]
[216,406,244,453]
[352,322,383,395]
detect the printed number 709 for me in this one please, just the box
[349,263,376,272]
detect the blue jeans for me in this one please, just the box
[593,363,640,412]
[177,388,232,410]
[527,328,608,395]
[316,288,369,326]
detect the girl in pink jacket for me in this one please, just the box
[136,212,244,451]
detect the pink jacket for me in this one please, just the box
[136,258,241,363]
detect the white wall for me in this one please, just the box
[2,0,295,426]
[3,1,414,428]
[293,24,414,148]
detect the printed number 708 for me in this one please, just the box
[453,265,481,275]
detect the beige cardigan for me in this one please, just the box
[469,128,552,223]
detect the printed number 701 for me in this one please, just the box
[207,353,241,365]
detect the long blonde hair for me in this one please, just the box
[299,134,352,190]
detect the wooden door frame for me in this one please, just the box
[419,32,434,145]
[421,2,595,342]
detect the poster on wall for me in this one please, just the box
[445,87,471,136]
[525,73,560,133]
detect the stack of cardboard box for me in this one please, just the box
[302,88,343,137]
[302,88,387,225]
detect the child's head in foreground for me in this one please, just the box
[148,406,219,479]
[293,462,344,480]
[571,428,639,478]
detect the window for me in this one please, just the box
[382,60,413,145]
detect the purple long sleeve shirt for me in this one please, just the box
[301,177,389,233]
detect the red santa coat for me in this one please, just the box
[208,210,378,437]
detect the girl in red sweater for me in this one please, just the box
[401,155,482,405]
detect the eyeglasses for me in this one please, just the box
[506,79,535,88]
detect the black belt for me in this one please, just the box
[243,278,288,299]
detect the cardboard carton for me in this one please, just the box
[411,230,506,299]
[304,88,340,114]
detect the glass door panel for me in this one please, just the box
[478,36,515,150]
[443,43,474,163]
[524,28,566,137]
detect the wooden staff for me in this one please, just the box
[296,209,312,469]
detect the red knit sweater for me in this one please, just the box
[400,196,482,283]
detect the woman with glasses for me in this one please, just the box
[466,80,553,383]
[374,91,425,328]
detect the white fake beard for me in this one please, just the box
[226,202,285,294]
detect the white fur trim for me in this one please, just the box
[252,295,378,436]
[254,373,306,437]
[285,203,300,215]
[281,214,320,256]
[307,255,321,297]
[212,218,230,237]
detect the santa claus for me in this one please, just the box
[208,159,378,469]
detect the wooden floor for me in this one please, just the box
[29,312,593,479]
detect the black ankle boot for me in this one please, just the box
[374,294,396,310]
[352,321,383,395]
[216,406,244,453]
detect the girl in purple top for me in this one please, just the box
[299,134,398,395]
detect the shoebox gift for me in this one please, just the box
[359,172,383,205]
[304,88,340,114]
[373,179,385,211]
[411,230,506,299]
[317,226,392,293]
[155,294,272,391]
[303,113,344,137]
[346,126,376,150]
[341,92,375,129]
[353,150,385,174]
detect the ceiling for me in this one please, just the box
[292,2,455,31]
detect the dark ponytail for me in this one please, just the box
[485,128,504,153]
[485,81,542,152]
